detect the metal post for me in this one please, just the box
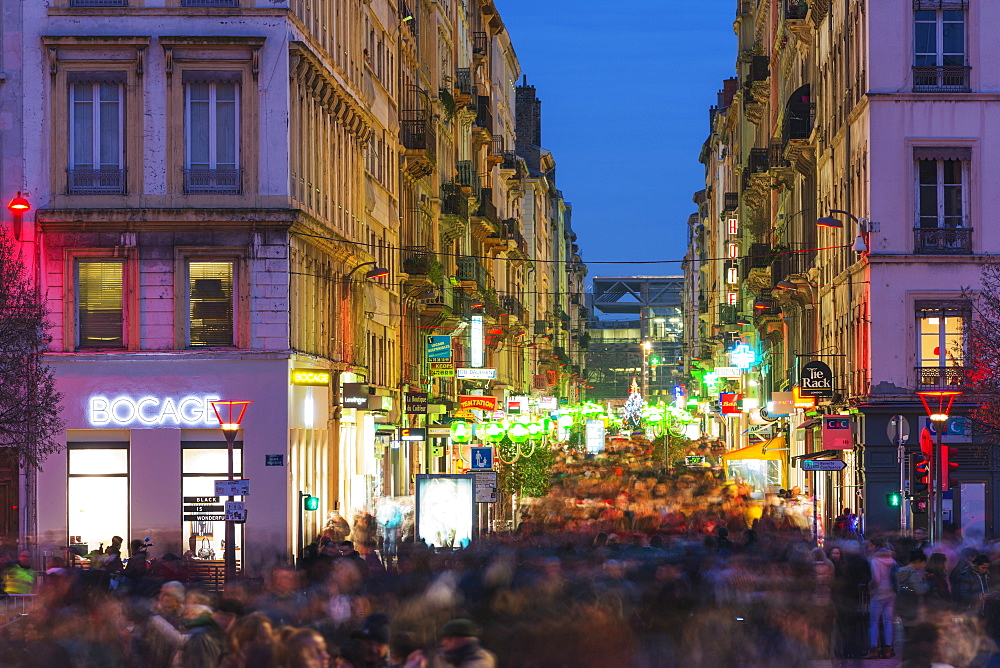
[897,418,907,535]
[223,428,238,583]
[813,472,819,544]
[297,491,306,564]
[934,426,944,542]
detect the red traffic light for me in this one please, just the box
[7,192,29,213]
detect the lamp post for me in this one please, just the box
[916,389,959,542]
[210,400,251,583]
[817,209,874,254]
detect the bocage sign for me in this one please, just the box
[88,394,221,428]
[799,361,834,398]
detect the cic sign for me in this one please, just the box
[88,394,221,428]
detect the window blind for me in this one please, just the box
[77,261,124,348]
[189,261,234,347]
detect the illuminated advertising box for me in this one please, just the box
[415,474,475,548]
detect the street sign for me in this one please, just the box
[215,479,250,496]
[470,446,494,471]
[456,368,496,379]
[225,501,248,522]
[888,415,910,444]
[474,471,498,503]
[183,514,225,522]
[265,454,284,466]
[801,459,847,471]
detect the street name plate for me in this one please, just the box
[183,514,225,522]
[801,459,847,471]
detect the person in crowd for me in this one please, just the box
[282,627,334,668]
[955,554,992,615]
[3,550,35,595]
[897,549,931,663]
[431,619,496,668]
[925,552,951,607]
[867,539,899,658]
[218,612,279,668]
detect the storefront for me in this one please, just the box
[37,356,333,573]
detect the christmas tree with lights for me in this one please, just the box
[622,376,644,431]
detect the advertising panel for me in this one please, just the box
[822,415,853,450]
[426,335,452,360]
[415,474,475,548]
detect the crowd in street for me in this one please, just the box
[4,437,1000,666]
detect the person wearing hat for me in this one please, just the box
[430,619,495,668]
[350,612,392,668]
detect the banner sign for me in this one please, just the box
[456,368,496,379]
[800,361,834,398]
[290,369,332,386]
[426,335,452,360]
[714,366,742,378]
[405,391,428,414]
[822,415,853,450]
[459,395,498,412]
[769,392,795,416]
[399,427,426,441]
[720,393,742,415]
[342,383,371,409]
[430,362,455,377]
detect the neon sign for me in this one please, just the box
[88,394,221,428]
[729,343,757,369]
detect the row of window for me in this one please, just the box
[69,78,239,195]
[65,0,240,7]
[77,258,237,349]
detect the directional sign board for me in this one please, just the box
[470,447,493,471]
[225,501,248,522]
[801,459,847,471]
[215,479,250,496]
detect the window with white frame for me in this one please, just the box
[914,7,966,68]
[917,152,968,229]
[184,74,241,193]
[68,441,128,554]
[68,74,125,194]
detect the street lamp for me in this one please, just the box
[817,209,873,254]
[344,260,389,283]
[210,400,251,583]
[916,389,960,542]
[7,191,29,241]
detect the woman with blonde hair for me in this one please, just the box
[281,628,335,668]
[218,612,278,668]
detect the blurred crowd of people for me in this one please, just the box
[4,437,1000,666]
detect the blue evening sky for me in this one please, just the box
[497,1,736,281]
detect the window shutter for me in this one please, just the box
[181,71,243,84]
[913,146,971,161]
[913,0,968,9]
[66,71,127,84]
[78,261,124,348]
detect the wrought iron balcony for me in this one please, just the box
[747,148,770,174]
[475,187,498,225]
[181,0,238,6]
[723,192,739,212]
[441,183,470,218]
[473,31,488,57]
[401,118,435,152]
[402,249,436,276]
[489,134,504,157]
[501,218,528,255]
[785,0,808,20]
[67,168,126,194]
[913,66,971,93]
[501,151,519,171]
[500,295,527,323]
[456,161,479,196]
[183,168,242,194]
[914,227,972,254]
[916,366,968,390]
[456,256,493,292]
[784,102,815,141]
[748,55,770,84]
[454,68,473,98]
[474,96,493,134]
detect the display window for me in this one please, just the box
[182,441,242,565]
[67,441,128,556]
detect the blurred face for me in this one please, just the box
[299,634,331,668]
[829,548,842,561]
[440,636,471,652]
[976,562,990,575]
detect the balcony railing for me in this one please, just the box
[501,151,518,170]
[916,366,968,390]
[454,68,473,97]
[473,31,488,57]
[723,192,739,212]
[67,168,126,194]
[456,256,492,292]
[441,183,470,218]
[456,161,479,196]
[748,55,770,83]
[747,148,770,174]
[500,295,527,323]
[784,102,815,140]
[914,227,972,254]
[183,168,242,194]
[489,134,504,157]
[402,248,436,276]
[71,0,128,5]
[401,118,435,155]
[181,0,238,6]
[913,66,971,92]
[784,0,808,20]
[501,218,528,255]
[475,187,498,224]
[474,96,493,134]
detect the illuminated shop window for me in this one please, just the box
[68,442,128,555]
[182,441,242,564]
[76,261,124,348]
[188,261,234,347]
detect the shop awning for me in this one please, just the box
[722,435,787,461]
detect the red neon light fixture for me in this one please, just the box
[916,390,960,422]
[7,192,29,213]
[210,400,252,431]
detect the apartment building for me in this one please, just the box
[690,0,998,537]
[1,0,587,567]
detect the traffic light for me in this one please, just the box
[886,492,903,508]
[941,443,959,492]
[912,453,931,495]
[303,495,319,511]
[913,497,928,514]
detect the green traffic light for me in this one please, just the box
[304,495,320,511]
[886,492,902,508]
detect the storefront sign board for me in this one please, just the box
[430,362,455,377]
[290,369,332,386]
[822,415,853,450]
[88,394,221,428]
[800,361,834,398]
[426,335,452,360]
[405,392,428,414]
[459,395,497,411]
